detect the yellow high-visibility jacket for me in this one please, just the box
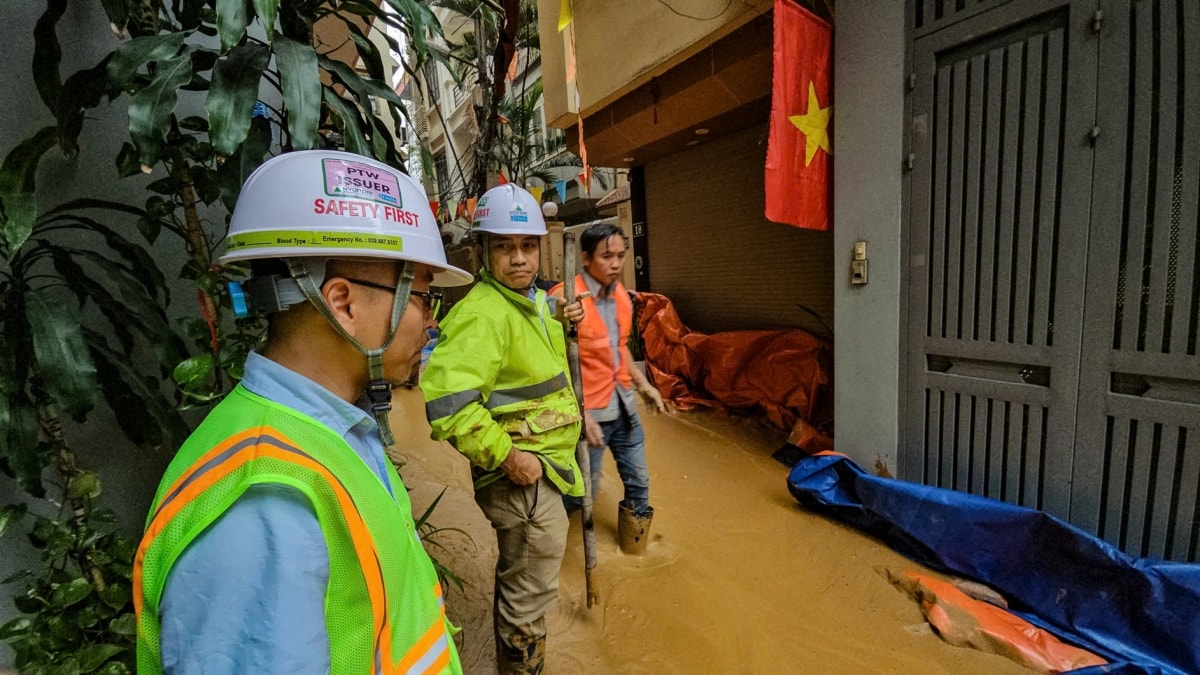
[421,270,583,496]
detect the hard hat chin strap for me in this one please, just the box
[286,258,415,452]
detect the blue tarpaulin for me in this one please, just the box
[786,453,1200,675]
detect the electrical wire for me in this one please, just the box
[650,0,734,21]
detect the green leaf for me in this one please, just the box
[216,118,271,211]
[274,37,320,150]
[189,165,221,206]
[99,0,130,29]
[43,217,171,312]
[347,29,385,82]
[253,0,279,41]
[206,43,270,156]
[75,604,101,629]
[172,354,214,392]
[32,0,68,110]
[0,616,32,640]
[49,249,137,354]
[26,290,97,421]
[216,0,251,51]
[322,90,369,156]
[42,198,147,220]
[1,192,38,257]
[51,578,92,608]
[106,32,187,92]
[43,527,73,560]
[95,662,131,675]
[99,582,130,611]
[145,176,181,195]
[0,503,27,538]
[320,56,404,109]
[136,214,160,243]
[13,590,46,613]
[0,126,59,194]
[77,644,124,672]
[382,0,444,58]
[128,48,196,167]
[114,143,142,178]
[107,613,137,636]
[87,334,190,451]
[367,108,403,167]
[66,471,102,500]
[176,0,206,30]
[178,115,209,132]
[4,404,43,497]
[55,56,112,157]
[73,249,182,370]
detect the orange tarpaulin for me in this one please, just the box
[885,570,1107,673]
[634,292,833,435]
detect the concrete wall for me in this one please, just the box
[832,0,908,472]
[537,0,771,126]
[644,125,834,335]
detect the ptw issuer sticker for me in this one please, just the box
[323,158,402,206]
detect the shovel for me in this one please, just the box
[563,227,599,608]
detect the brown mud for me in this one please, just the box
[390,389,1028,674]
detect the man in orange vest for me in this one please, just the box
[551,222,670,553]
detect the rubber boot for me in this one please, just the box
[618,503,654,555]
[497,636,545,675]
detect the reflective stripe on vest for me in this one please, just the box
[134,424,453,674]
[425,372,570,420]
[573,276,633,410]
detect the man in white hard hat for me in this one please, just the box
[134,150,470,675]
[421,184,584,674]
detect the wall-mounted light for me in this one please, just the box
[694,128,710,135]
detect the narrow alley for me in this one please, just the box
[393,388,1028,674]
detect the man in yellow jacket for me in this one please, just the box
[421,184,583,674]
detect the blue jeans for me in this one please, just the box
[590,408,650,513]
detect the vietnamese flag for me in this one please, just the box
[765,0,832,231]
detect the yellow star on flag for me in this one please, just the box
[788,81,832,166]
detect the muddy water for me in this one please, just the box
[389,389,1028,674]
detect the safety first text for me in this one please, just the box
[313,198,419,226]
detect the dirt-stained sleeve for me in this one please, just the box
[419,309,513,470]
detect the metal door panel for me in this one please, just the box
[904,0,1094,517]
[1072,0,1200,560]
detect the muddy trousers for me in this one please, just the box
[475,476,569,674]
[590,408,650,513]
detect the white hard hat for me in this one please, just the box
[471,184,548,236]
[221,150,472,286]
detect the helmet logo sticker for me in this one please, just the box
[510,204,528,222]
[323,158,402,206]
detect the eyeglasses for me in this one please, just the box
[343,278,443,320]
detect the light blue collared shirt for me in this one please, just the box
[158,352,391,675]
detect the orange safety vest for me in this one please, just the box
[552,276,634,411]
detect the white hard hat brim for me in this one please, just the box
[471,225,548,236]
[221,247,474,287]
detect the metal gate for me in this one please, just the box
[903,0,1200,561]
